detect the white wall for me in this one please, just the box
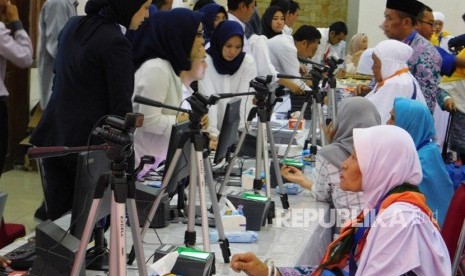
[348,0,465,48]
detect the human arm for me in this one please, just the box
[436,88,456,112]
[198,56,220,136]
[133,60,179,136]
[281,165,313,190]
[0,3,32,68]
[41,0,76,58]
[230,252,277,276]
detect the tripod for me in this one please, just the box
[282,67,327,160]
[71,115,148,276]
[217,76,290,223]
[130,94,231,263]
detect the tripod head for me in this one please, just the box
[93,113,144,164]
[322,56,344,87]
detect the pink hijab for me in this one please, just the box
[353,125,422,209]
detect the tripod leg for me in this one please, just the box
[217,121,251,199]
[266,122,289,210]
[316,101,327,147]
[71,198,103,276]
[193,148,211,252]
[254,121,264,192]
[126,197,148,276]
[261,122,271,198]
[110,178,128,276]
[203,158,230,263]
[185,144,198,247]
[283,101,309,160]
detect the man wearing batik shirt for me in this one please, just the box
[383,0,441,113]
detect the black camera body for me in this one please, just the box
[92,113,144,162]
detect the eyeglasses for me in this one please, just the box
[418,19,434,27]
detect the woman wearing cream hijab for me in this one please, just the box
[365,39,426,123]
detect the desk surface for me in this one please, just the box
[0,187,330,276]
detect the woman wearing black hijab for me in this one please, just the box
[30,0,151,221]
[131,8,206,169]
[261,5,285,39]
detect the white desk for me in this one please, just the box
[1,184,330,276]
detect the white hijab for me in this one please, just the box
[373,39,412,80]
[356,48,374,75]
[353,125,422,209]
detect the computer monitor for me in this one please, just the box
[213,98,241,164]
[163,121,191,196]
[70,150,112,240]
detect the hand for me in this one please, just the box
[444,98,457,112]
[299,65,308,76]
[5,1,19,22]
[177,112,189,123]
[201,115,209,129]
[323,121,336,143]
[281,165,305,184]
[230,252,269,276]
[209,136,218,150]
[0,256,10,268]
[355,84,371,96]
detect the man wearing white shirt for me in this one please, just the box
[282,0,300,36]
[227,0,255,53]
[312,21,348,65]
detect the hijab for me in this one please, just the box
[373,39,413,80]
[393,97,434,148]
[347,33,367,66]
[354,125,422,209]
[356,48,374,75]
[319,97,381,169]
[76,0,147,42]
[261,6,284,39]
[207,20,246,75]
[393,97,454,226]
[132,8,202,74]
[199,3,227,44]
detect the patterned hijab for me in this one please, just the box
[207,20,245,75]
[319,97,381,169]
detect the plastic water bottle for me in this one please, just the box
[237,205,244,215]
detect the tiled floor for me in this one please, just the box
[0,168,43,234]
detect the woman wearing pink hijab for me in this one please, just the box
[345,33,368,74]
[230,125,451,276]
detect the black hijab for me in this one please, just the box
[261,6,284,39]
[76,0,147,43]
[207,20,245,75]
[132,8,202,75]
[199,3,227,45]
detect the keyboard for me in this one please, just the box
[4,241,35,270]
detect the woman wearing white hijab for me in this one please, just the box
[230,125,451,276]
[365,39,426,123]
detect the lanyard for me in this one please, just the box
[375,68,410,91]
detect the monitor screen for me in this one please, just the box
[70,150,112,240]
[163,121,191,196]
[213,98,241,164]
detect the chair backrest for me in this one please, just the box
[453,220,465,275]
[442,184,465,264]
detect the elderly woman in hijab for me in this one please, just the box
[431,11,454,53]
[364,39,426,123]
[198,3,227,49]
[30,0,150,220]
[345,33,368,74]
[388,97,454,227]
[281,97,380,225]
[198,20,257,140]
[231,125,451,276]
[261,6,285,39]
[131,8,206,168]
